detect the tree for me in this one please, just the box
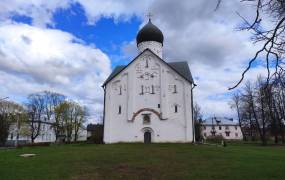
[230,92,246,140]
[0,100,25,146]
[193,102,203,142]
[54,100,86,143]
[216,0,285,89]
[41,91,65,142]
[26,93,45,143]
[42,91,65,122]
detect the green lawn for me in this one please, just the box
[0,143,285,180]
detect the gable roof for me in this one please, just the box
[202,117,238,126]
[102,49,194,87]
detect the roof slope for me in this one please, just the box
[102,49,194,86]
[202,117,238,126]
[168,61,194,83]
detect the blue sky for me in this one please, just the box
[0,0,269,122]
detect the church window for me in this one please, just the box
[204,126,206,130]
[143,114,151,124]
[173,85,177,93]
[118,105,122,114]
[151,85,155,94]
[140,85,144,95]
[119,86,122,95]
[235,126,238,130]
[235,133,238,137]
[219,126,222,130]
[10,133,13,140]
[175,105,178,113]
[158,104,160,108]
[145,59,149,68]
[226,131,230,137]
[225,126,229,130]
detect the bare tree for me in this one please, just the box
[26,93,45,143]
[230,92,246,140]
[216,0,285,89]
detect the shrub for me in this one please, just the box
[206,135,225,144]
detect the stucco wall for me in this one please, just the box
[202,125,243,140]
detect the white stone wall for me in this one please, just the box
[202,125,243,140]
[138,41,163,58]
[104,50,193,143]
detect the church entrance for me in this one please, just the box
[144,131,151,143]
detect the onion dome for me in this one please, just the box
[136,19,164,46]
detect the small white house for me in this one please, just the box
[7,116,87,145]
[202,117,243,140]
[102,19,195,143]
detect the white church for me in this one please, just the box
[102,19,195,143]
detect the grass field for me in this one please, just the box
[0,142,285,180]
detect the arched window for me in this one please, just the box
[119,86,122,95]
[118,105,122,114]
[151,85,155,94]
[173,85,177,93]
[140,85,144,95]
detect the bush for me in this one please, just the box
[206,135,225,144]
[18,142,51,148]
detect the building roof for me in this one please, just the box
[202,117,239,126]
[102,57,194,86]
[136,19,164,45]
[87,124,102,131]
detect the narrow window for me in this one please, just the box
[219,126,222,130]
[235,133,238,137]
[119,86,122,95]
[151,85,155,94]
[235,126,238,130]
[118,105,121,114]
[226,132,230,137]
[225,126,229,130]
[140,85,144,95]
[175,105,178,113]
[173,85,177,93]
[158,104,160,108]
[204,126,206,130]
[145,59,149,68]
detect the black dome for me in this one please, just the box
[136,19,164,46]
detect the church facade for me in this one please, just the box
[102,19,195,143]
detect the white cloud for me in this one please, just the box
[0,22,111,122]
[0,0,271,120]
[0,0,71,27]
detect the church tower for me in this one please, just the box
[136,19,164,58]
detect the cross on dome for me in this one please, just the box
[146,12,153,21]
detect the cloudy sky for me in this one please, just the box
[0,0,270,122]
